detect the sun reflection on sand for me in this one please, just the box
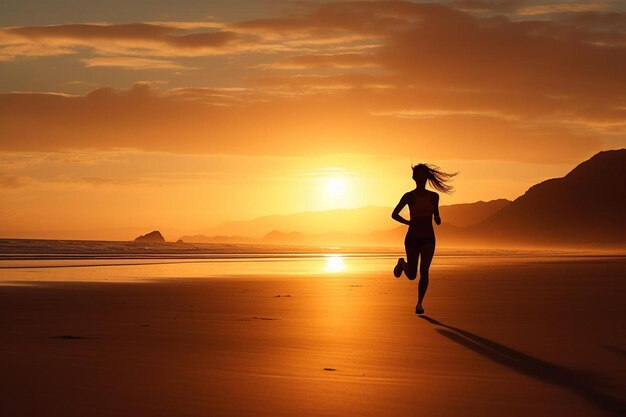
[323,254,346,273]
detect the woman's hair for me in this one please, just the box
[412,163,458,193]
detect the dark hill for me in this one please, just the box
[474,149,626,246]
[439,199,510,228]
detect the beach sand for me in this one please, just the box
[1,255,625,416]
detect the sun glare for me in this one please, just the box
[324,255,346,273]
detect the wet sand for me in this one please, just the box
[1,256,625,416]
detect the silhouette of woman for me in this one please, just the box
[391,164,457,314]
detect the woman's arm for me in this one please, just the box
[391,194,411,226]
[433,193,441,225]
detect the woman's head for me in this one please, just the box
[412,163,457,193]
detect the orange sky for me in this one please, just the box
[1,1,625,240]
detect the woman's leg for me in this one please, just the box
[404,244,419,280]
[417,243,435,305]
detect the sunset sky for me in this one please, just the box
[1,0,625,240]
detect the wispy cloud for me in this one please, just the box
[258,52,379,69]
[82,57,189,70]
[517,2,610,16]
[0,174,32,188]
[0,23,245,61]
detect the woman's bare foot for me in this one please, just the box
[393,258,404,278]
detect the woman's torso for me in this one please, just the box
[407,190,435,238]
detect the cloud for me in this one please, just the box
[82,57,188,70]
[219,2,626,113]
[450,1,525,13]
[377,11,625,98]
[0,174,32,188]
[249,3,626,121]
[0,23,245,61]
[58,175,143,186]
[0,82,611,163]
[260,52,379,69]
[516,2,611,16]
[250,73,392,90]
[146,21,226,30]
[0,2,624,162]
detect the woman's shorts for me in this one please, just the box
[404,235,436,248]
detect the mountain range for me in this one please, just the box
[181,149,625,248]
[180,200,510,244]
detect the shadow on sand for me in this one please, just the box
[420,316,625,416]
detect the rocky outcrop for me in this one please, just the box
[134,231,165,243]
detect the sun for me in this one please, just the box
[311,169,357,210]
[325,177,347,198]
